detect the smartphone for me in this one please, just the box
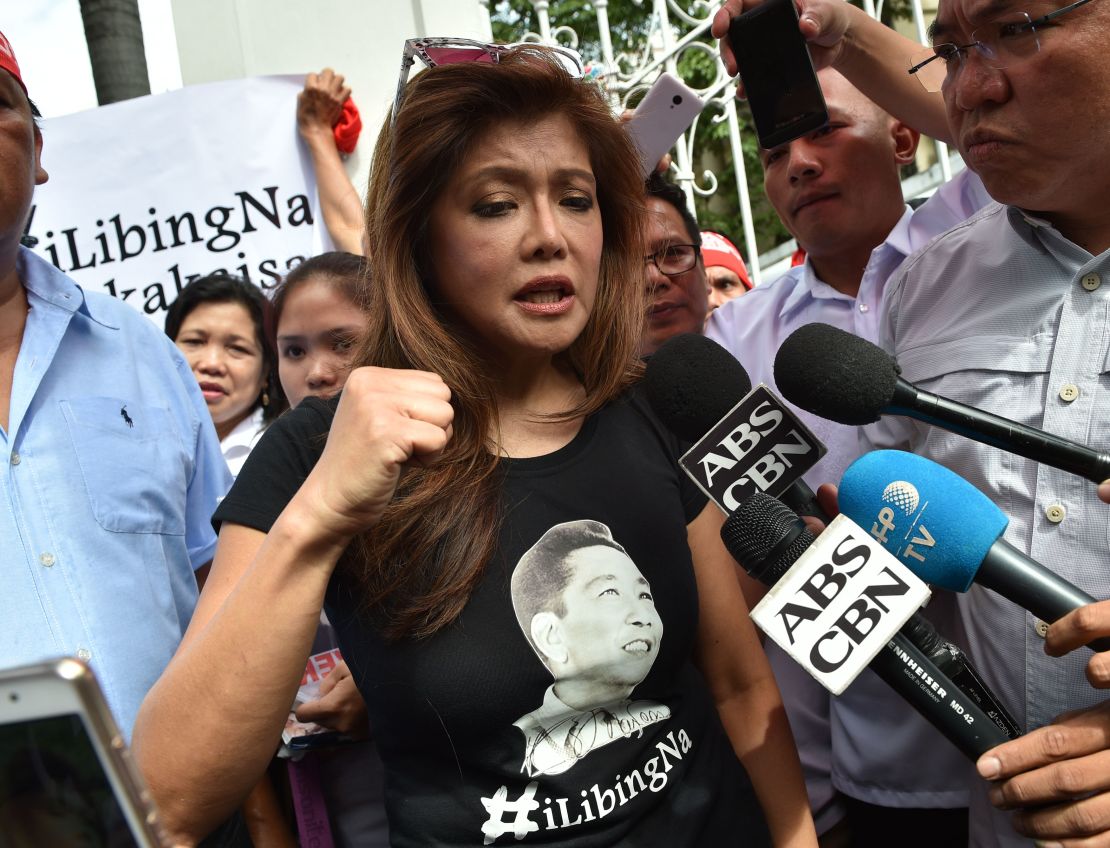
[0,658,166,847]
[728,0,828,149]
[624,72,706,178]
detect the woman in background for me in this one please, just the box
[165,274,292,845]
[137,45,814,847]
[165,273,286,477]
[272,252,366,410]
[272,252,390,847]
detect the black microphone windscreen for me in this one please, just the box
[643,333,752,443]
[721,492,815,585]
[774,323,900,426]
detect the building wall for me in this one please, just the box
[170,0,493,196]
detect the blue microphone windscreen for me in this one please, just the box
[838,450,1009,592]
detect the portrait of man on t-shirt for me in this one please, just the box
[510,520,672,777]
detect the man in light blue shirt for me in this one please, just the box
[0,35,229,739]
[707,68,993,843]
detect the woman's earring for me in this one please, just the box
[262,387,270,408]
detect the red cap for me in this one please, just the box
[700,231,752,290]
[0,30,27,95]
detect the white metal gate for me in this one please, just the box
[479,0,954,285]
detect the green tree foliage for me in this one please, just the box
[672,45,791,255]
[492,0,654,63]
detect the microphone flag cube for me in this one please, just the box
[679,384,826,513]
[750,514,931,695]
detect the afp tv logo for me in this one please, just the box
[869,480,935,565]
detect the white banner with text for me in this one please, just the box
[26,75,333,323]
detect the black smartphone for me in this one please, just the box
[728,0,828,149]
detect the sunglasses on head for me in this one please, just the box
[392,37,586,125]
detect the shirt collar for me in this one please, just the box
[1004,204,1097,266]
[221,406,265,454]
[879,205,917,259]
[782,257,852,311]
[18,246,120,329]
[780,205,913,315]
[1014,206,1053,230]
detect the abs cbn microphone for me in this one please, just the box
[643,333,828,520]
[839,449,1110,652]
[724,493,1019,759]
[774,322,1110,485]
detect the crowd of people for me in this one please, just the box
[2,0,1110,843]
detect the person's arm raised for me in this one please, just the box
[688,503,818,847]
[712,0,952,143]
[297,69,366,256]
[132,367,453,844]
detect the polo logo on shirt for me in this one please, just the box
[120,406,134,428]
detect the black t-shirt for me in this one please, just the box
[215,390,770,847]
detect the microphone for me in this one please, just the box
[838,449,1110,652]
[724,493,1019,759]
[774,323,1110,485]
[644,332,827,520]
[644,334,1019,754]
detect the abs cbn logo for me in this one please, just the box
[680,385,827,512]
[750,514,932,695]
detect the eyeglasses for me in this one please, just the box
[645,244,701,276]
[392,37,585,125]
[908,0,1095,92]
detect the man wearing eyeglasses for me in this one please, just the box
[712,1,1110,846]
[705,65,999,846]
[641,173,712,356]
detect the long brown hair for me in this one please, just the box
[351,48,647,639]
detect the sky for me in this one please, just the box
[5,0,181,118]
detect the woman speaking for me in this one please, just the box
[134,42,814,848]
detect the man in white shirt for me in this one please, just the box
[707,68,992,844]
[863,0,1110,837]
[714,0,1110,844]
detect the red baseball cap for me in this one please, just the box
[0,30,27,95]
[700,231,752,290]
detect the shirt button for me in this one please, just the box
[1046,504,1067,524]
[858,303,870,313]
[1081,272,1101,291]
[1034,619,1050,638]
[10,451,19,465]
[76,648,92,662]
[39,552,56,567]
[1059,384,1080,403]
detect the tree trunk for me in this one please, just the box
[79,0,151,105]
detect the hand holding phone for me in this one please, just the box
[624,72,706,178]
[713,0,853,80]
[0,659,166,846]
[728,0,829,149]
